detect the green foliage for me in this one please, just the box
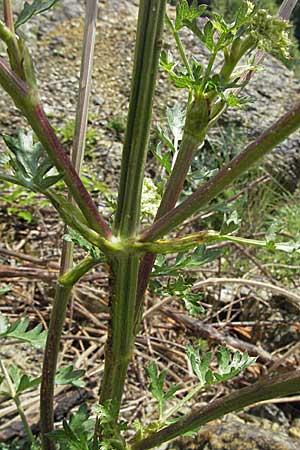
[152,245,221,276]
[0,364,41,396]
[47,405,94,450]
[63,228,103,259]
[106,116,126,141]
[211,0,277,20]
[163,0,292,99]
[150,275,205,317]
[15,0,59,29]
[0,284,12,295]
[187,345,257,385]
[147,362,180,419]
[55,365,85,388]
[93,401,127,450]
[175,0,207,31]
[0,313,47,349]
[1,130,62,192]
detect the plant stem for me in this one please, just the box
[131,370,300,450]
[40,4,99,448]
[0,359,35,444]
[98,0,167,427]
[163,383,202,421]
[134,95,209,327]
[3,0,14,31]
[278,0,299,19]
[141,101,300,242]
[165,14,193,79]
[40,284,72,450]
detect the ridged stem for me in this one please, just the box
[98,0,167,427]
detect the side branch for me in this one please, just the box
[141,102,300,241]
[131,370,300,450]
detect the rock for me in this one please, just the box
[170,417,300,450]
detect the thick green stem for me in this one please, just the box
[114,0,167,238]
[141,102,300,242]
[99,255,140,409]
[98,0,167,428]
[131,370,300,450]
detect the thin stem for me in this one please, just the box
[59,255,102,287]
[141,101,300,242]
[163,384,202,421]
[165,14,193,79]
[0,359,35,443]
[3,0,14,32]
[131,370,300,450]
[40,284,72,450]
[278,0,299,19]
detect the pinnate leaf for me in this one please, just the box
[175,0,207,31]
[2,130,62,192]
[187,344,256,386]
[0,313,47,348]
[147,362,180,413]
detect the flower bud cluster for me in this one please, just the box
[250,9,291,58]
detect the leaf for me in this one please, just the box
[183,292,205,317]
[147,362,180,415]
[16,373,41,394]
[2,130,62,192]
[187,345,213,386]
[187,344,257,387]
[63,228,103,260]
[221,210,240,234]
[0,284,12,298]
[166,104,185,147]
[175,0,207,31]
[0,314,47,349]
[152,245,221,277]
[157,124,176,154]
[15,0,59,29]
[147,362,166,406]
[0,365,40,397]
[203,20,215,51]
[214,346,257,382]
[55,365,85,388]
[152,141,172,174]
[160,50,176,73]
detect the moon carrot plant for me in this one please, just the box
[0,0,300,449]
